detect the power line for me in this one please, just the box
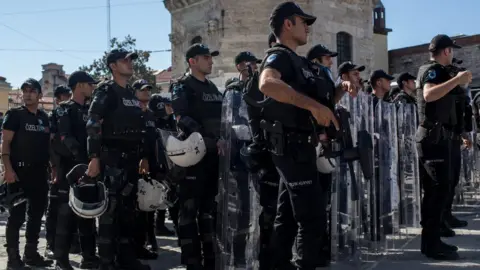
[0,48,171,53]
[0,1,163,16]
[0,23,89,62]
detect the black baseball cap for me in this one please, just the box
[428,34,461,52]
[185,43,219,61]
[270,2,317,30]
[132,79,153,91]
[53,85,72,98]
[106,49,139,65]
[20,78,42,93]
[268,33,276,47]
[396,72,416,86]
[338,61,365,75]
[370,69,395,86]
[307,44,338,61]
[68,71,99,88]
[235,51,261,65]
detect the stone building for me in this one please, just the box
[164,0,390,90]
[39,63,69,97]
[389,34,480,89]
[0,76,12,113]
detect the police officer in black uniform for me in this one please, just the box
[170,43,223,270]
[46,85,72,259]
[1,78,53,269]
[53,71,100,270]
[369,69,395,104]
[337,62,365,91]
[390,72,417,104]
[416,34,472,260]
[85,49,151,270]
[131,79,160,259]
[268,32,277,48]
[148,94,178,238]
[258,2,341,269]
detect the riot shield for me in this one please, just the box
[216,89,260,269]
[331,91,375,267]
[396,103,421,235]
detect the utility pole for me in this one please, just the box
[107,0,111,52]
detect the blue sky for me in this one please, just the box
[0,0,478,88]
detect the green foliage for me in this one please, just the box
[79,35,158,92]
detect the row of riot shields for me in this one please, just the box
[158,89,480,269]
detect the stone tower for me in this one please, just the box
[164,0,386,89]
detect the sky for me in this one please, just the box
[0,0,479,88]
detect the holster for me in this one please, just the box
[260,120,285,156]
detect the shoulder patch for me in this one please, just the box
[265,54,278,64]
[172,83,185,94]
[427,70,436,80]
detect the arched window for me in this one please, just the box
[190,36,203,45]
[336,32,352,67]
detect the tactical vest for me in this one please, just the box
[259,46,320,131]
[101,81,145,142]
[175,75,223,139]
[416,61,457,127]
[392,91,416,105]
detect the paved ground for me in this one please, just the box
[0,204,479,270]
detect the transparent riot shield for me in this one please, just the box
[216,89,260,269]
[396,103,421,237]
[331,91,375,267]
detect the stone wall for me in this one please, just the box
[166,0,382,87]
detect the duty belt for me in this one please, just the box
[285,132,318,145]
[14,161,48,168]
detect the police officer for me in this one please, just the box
[370,69,395,104]
[1,78,53,269]
[85,49,151,270]
[53,71,100,270]
[391,72,417,104]
[131,79,160,259]
[337,61,365,92]
[45,85,72,259]
[148,94,178,238]
[170,43,223,270]
[416,34,472,260]
[258,2,341,269]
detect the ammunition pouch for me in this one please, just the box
[259,120,285,156]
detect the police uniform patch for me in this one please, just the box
[427,70,436,80]
[266,54,277,64]
[56,107,66,117]
[172,84,184,94]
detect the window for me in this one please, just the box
[190,36,203,45]
[336,32,352,67]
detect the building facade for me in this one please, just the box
[389,34,480,89]
[0,77,12,114]
[164,0,390,90]
[39,63,69,97]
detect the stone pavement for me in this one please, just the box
[0,205,479,270]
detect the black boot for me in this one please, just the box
[422,232,459,260]
[136,247,158,260]
[79,255,100,269]
[116,258,151,270]
[55,259,74,270]
[440,221,456,237]
[6,248,30,270]
[446,215,468,228]
[22,243,53,267]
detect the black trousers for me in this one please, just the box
[178,153,218,267]
[417,128,453,241]
[45,183,60,249]
[5,165,49,250]
[270,142,327,270]
[445,138,462,218]
[97,152,140,267]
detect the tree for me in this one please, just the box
[79,35,159,92]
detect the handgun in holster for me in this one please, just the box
[260,120,285,156]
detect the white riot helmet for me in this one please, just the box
[137,176,168,212]
[165,132,207,167]
[67,164,108,219]
[316,144,337,174]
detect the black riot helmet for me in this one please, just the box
[148,94,172,119]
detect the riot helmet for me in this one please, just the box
[137,175,168,212]
[164,132,207,167]
[0,184,27,210]
[67,164,108,219]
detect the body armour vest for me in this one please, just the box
[416,61,457,127]
[260,50,320,132]
[102,82,145,142]
[181,75,223,139]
